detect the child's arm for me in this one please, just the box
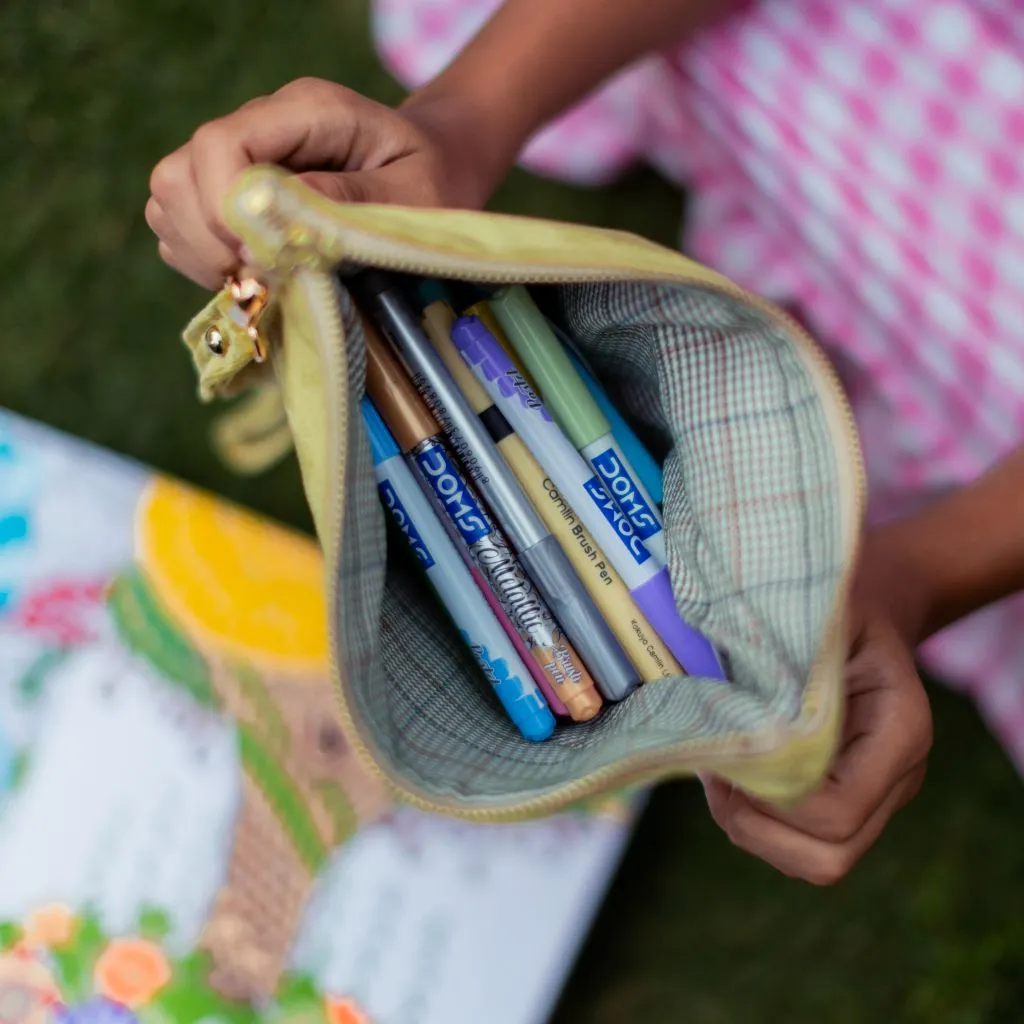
[872,448,1024,642]
[147,0,728,287]
[402,0,729,197]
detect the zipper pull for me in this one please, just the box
[226,166,343,277]
[224,275,270,362]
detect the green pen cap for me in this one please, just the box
[490,285,609,449]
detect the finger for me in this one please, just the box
[146,198,202,260]
[149,198,222,288]
[757,661,930,843]
[157,240,223,291]
[188,86,370,246]
[150,150,239,281]
[706,766,925,885]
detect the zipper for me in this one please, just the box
[286,225,865,823]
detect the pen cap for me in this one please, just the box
[566,347,665,506]
[420,302,492,415]
[445,280,488,314]
[416,279,450,308]
[346,268,403,303]
[360,396,401,465]
[491,286,610,449]
[363,319,440,452]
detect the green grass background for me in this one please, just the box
[2,0,1023,1020]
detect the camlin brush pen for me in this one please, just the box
[421,294,679,687]
[451,314,725,680]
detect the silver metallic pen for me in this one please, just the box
[347,270,639,702]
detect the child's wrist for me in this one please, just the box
[401,86,526,207]
[857,524,938,648]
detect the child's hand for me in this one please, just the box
[146,78,498,289]
[701,530,933,885]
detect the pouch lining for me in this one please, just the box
[332,279,845,805]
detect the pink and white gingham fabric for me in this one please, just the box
[373,0,1024,772]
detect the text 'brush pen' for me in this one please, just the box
[421,292,679,687]
[490,285,669,566]
[451,314,725,680]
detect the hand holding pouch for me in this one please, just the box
[181,167,865,820]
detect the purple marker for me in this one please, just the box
[451,316,725,680]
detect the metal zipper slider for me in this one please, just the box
[225,275,270,362]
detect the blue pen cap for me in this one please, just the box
[416,279,451,309]
[566,349,664,506]
[360,397,401,465]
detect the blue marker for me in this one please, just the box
[563,347,663,507]
[362,398,555,742]
[489,286,669,564]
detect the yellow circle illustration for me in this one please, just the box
[135,477,327,674]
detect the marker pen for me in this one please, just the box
[407,428,570,716]
[418,280,538,391]
[362,317,604,721]
[350,270,638,704]
[390,315,568,713]
[490,286,668,565]
[452,315,725,680]
[561,343,664,508]
[362,398,555,741]
[422,297,680,685]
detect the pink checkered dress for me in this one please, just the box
[374,0,1024,772]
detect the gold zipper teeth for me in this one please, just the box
[286,221,864,823]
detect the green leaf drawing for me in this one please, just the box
[237,725,327,873]
[232,663,290,756]
[138,907,173,943]
[312,781,358,848]
[107,570,219,709]
[18,647,69,705]
[51,911,104,1004]
[0,922,20,952]
[153,949,258,1024]
[275,972,321,1010]
[274,970,321,1019]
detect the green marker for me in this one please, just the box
[490,286,669,565]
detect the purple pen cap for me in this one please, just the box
[633,570,726,679]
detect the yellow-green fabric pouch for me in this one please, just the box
[181,166,865,821]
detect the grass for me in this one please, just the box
[2,0,1023,1020]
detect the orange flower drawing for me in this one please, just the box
[21,906,77,950]
[93,940,171,1008]
[324,996,370,1024]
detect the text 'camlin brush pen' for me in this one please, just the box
[349,269,638,705]
[490,285,669,565]
[451,314,725,680]
[421,294,680,686]
[361,315,602,721]
[361,396,555,740]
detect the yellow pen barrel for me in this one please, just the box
[422,300,682,685]
[497,437,683,682]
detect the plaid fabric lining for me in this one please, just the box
[333,281,847,804]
